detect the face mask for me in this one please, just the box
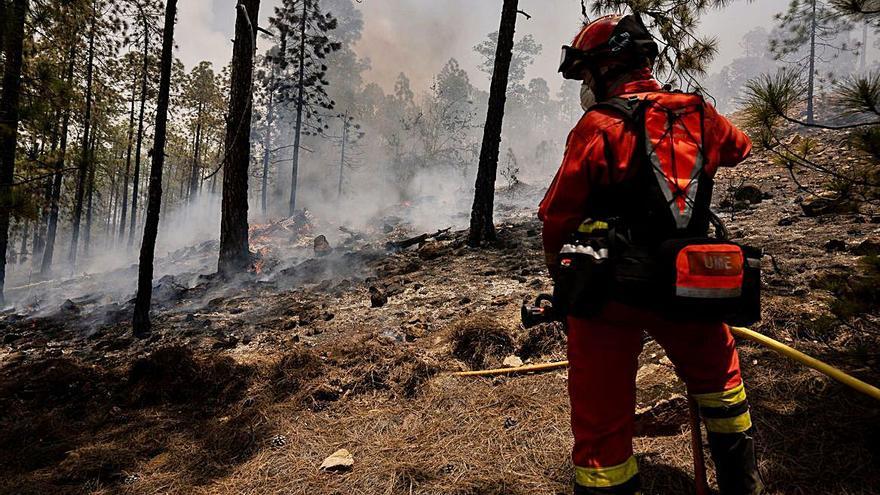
[580,82,596,112]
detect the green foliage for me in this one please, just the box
[589,0,729,87]
[741,69,804,147]
[849,126,880,161]
[473,31,542,85]
[835,72,880,116]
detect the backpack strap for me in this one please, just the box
[587,95,648,123]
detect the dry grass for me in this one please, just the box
[0,328,878,494]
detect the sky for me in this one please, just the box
[173,0,808,92]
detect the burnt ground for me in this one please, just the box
[1,128,880,494]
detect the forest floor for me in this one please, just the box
[1,127,880,495]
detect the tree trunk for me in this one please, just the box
[84,125,98,258]
[338,113,347,198]
[0,0,27,303]
[861,22,868,73]
[41,44,76,276]
[288,1,307,216]
[261,29,285,218]
[189,100,203,201]
[129,18,150,247]
[119,68,137,242]
[69,2,97,266]
[33,115,60,268]
[18,221,28,265]
[806,0,816,125]
[468,0,518,247]
[218,0,260,275]
[133,0,177,337]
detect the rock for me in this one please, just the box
[60,299,80,315]
[369,286,387,308]
[313,235,332,257]
[319,448,354,472]
[851,238,880,256]
[778,216,800,226]
[379,329,405,343]
[733,184,764,205]
[458,296,471,305]
[824,239,847,253]
[502,355,524,368]
[418,241,450,260]
[800,194,860,217]
[2,333,22,344]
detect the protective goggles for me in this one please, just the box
[558,14,658,80]
[558,45,592,80]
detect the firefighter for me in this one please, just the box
[539,14,763,495]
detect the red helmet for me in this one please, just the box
[559,14,658,80]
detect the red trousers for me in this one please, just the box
[568,301,747,491]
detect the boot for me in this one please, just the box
[707,428,764,495]
[573,476,641,495]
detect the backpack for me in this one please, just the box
[553,92,761,325]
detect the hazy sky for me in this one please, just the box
[174,0,794,92]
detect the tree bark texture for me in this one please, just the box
[133,0,177,336]
[119,68,137,241]
[129,17,150,247]
[41,44,76,276]
[288,1,307,216]
[468,0,518,247]
[0,0,28,304]
[69,3,97,265]
[218,0,260,275]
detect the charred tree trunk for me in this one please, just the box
[188,100,203,202]
[0,0,28,303]
[41,44,76,276]
[33,116,60,267]
[806,0,817,125]
[261,31,285,217]
[218,0,260,275]
[84,125,98,257]
[468,0,519,247]
[69,3,97,266]
[288,1,307,216]
[18,221,28,265]
[133,0,177,337]
[119,69,137,242]
[129,18,150,247]
[338,113,348,198]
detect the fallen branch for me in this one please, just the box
[385,228,450,252]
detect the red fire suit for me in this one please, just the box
[539,78,754,493]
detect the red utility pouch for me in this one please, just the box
[658,238,761,325]
[675,244,744,299]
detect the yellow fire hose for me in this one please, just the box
[452,326,880,401]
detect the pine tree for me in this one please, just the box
[218,0,260,276]
[133,0,177,337]
[269,0,341,216]
[0,0,29,304]
[770,0,854,123]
